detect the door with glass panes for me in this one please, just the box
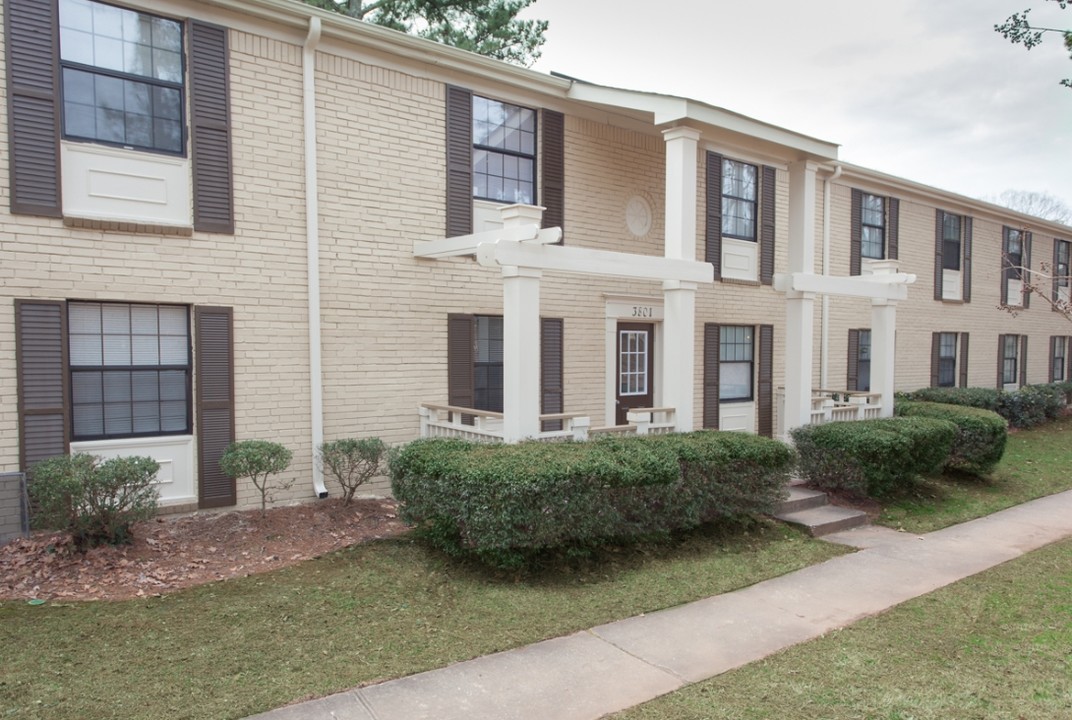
[616,323,654,425]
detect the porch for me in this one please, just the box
[418,403,676,442]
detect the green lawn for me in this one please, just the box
[3,416,1069,719]
[0,520,843,720]
[879,415,1072,533]
[612,536,1072,720]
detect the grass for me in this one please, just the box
[0,519,844,720]
[612,536,1072,720]
[878,414,1072,533]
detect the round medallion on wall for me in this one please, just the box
[625,195,653,238]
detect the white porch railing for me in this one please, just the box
[776,388,884,439]
[419,404,677,442]
[419,404,592,442]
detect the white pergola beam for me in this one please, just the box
[476,241,714,284]
[413,225,561,258]
[773,272,914,301]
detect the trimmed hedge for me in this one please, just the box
[390,431,794,569]
[792,417,956,497]
[895,400,1007,475]
[902,383,1067,430]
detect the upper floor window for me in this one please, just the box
[719,325,754,401]
[472,96,535,204]
[861,194,886,259]
[721,159,757,241]
[59,0,185,154]
[68,302,191,441]
[942,212,962,271]
[1055,239,1070,299]
[1005,228,1024,278]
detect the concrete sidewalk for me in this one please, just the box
[247,490,1072,720]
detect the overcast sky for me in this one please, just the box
[519,0,1072,212]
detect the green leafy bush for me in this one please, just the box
[895,401,1007,475]
[219,440,293,515]
[390,431,793,570]
[903,386,1002,412]
[318,438,386,504]
[29,453,160,550]
[903,384,1065,430]
[792,417,955,497]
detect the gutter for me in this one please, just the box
[304,17,328,499]
[820,163,843,390]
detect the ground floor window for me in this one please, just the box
[1001,334,1020,386]
[68,302,190,440]
[719,325,754,401]
[938,332,957,387]
[473,315,503,412]
[848,329,871,392]
[1052,336,1068,383]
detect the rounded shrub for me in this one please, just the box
[896,400,1007,475]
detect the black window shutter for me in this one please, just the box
[962,217,973,303]
[997,334,1006,389]
[759,166,776,285]
[887,197,899,260]
[189,21,234,234]
[445,85,473,238]
[850,189,863,276]
[447,314,474,411]
[196,306,236,508]
[541,109,565,244]
[15,300,69,471]
[1020,335,1029,387]
[5,0,62,217]
[933,211,944,301]
[1023,232,1032,308]
[702,323,720,428]
[1050,336,1058,383]
[1054,240,1061,308]
[959,333,970,388]
[930,332,941,387]
[1001,229,1010,306]
[847,329,860,391]
[541,317,564,431]
[757,325,773,437]
[705,152,723,278]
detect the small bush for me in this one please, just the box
[29,453,159,550]
[903,386,1002,412]
[792,417,955,497]
[895,401,1007,475]
[998,384,1064,428]
[219,440,293,515]
[318,438,386,504]
[390,431,793,570]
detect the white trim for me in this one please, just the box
[476,241,714,283]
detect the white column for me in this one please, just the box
[783,160,819,434]
[500,204,545,442]
[662,126,701,260]
[661,127,701,431]
[871,300,896,418]
[663,280,697,432]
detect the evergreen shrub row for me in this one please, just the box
[389,431,793,569]
[903,382,1069,429]
[895,401,1008,475]
[791,416,956,497]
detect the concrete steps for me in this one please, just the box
[773,486,869,537]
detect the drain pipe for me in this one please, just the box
[820,163,842,390]
[304,17,328,499]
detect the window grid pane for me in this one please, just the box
[861,195,885,260]
[1003,335,1019,385]
[473,316,504,412]
[938,332,957,387]
[619,331,649,396]
[721,160,757,241]
[472,96,536,205]
[719,326,754,400]
[69,302,189,440]
[1053,338,1067,382]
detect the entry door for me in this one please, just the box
[616,322,655,425]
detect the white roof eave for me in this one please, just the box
[567,82,839,161]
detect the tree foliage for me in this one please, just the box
[987,189,1072,224]
[996,0,1072,87]
[302,0,548,66]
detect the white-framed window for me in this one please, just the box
[1055,239,1070,300]
[618,330,650,396]
[59,0,185,155]
[942,212,961,271]
[938,332,957,387]
[68,302,191,441]
[721,159,757,242]
[1052,337,1068,383]
[472,96,536,204]
[861,194,886,260]
[1002,334,1020,386]
[719,326,754,401]
[473,315,504,412]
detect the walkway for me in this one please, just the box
[247,489,1072,720]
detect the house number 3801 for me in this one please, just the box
[632,306,653,318]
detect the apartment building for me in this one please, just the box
[3,0,1069,511]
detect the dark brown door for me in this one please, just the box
[616,322,654,425]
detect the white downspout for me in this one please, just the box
[304,17,328,498]
[820,163,842,390]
